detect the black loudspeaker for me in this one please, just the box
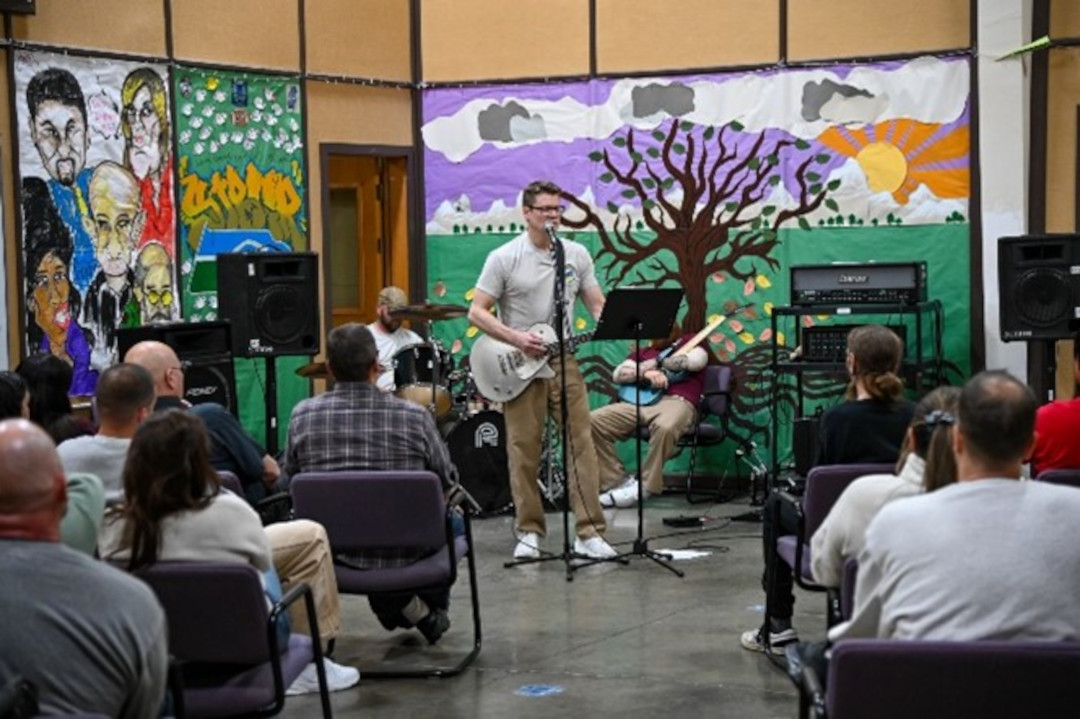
[998,235,1080,341]
[116,321,237,414]
[215,253,321,358]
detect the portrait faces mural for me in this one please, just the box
[15,51,177,394]
[422,56,971,469]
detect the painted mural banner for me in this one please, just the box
[173,66,308,445]
[421,56,971,471]
[15,50,177,395]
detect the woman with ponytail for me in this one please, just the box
[810,386,960,587]
[816,324,916,466]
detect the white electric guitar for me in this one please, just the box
[471,324,593,402]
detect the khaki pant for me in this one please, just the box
[591,395,697,495]
[503,355,606,539]
[265,519,340,643]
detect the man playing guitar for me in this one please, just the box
[592,322,710,508]
[467,180,616,561]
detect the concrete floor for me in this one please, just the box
[280,493,824,719]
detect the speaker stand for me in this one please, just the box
[264,357,279,456]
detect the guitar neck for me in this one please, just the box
[672,316,728,357]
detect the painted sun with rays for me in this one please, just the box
[818,118,969,205]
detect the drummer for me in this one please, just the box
[369,286,422,392]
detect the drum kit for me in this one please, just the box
[296,301,513,516]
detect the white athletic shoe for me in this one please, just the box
[286,657,360,695]
[574,535,618,559]
[600,477,637,508]
[609,481,642,508]
[513,531,542,559]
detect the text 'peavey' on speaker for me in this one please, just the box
[116,321,237,415]
[998,235,1080,341]
[215,252,321,358]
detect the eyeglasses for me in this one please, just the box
[167,361,192,376]
[145,289,174,306]
[529,204,566,215]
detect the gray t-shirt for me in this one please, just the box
[831,478,1080,642]
[0,540,168,718]
[475,231,599,333]
[57,434,131,496]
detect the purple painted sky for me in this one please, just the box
[422,58,970,221]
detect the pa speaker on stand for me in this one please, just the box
[116,322,237,415]
[998,234,1080,400]
[216,252,321,454]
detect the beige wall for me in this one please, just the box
[172,0,300,71]
[422,0,590,82]
[787,0,969,61]
[306,0,411,81]
[1045,48,1080,234]
[596,0,779,73]
[13,0,166,56]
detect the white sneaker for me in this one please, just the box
[513,531,542,559]
[600,477,636,508]
[574,535,618,559]
[610,481,642,508]
[286,657,360,696]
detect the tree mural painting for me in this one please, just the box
[560,118,837,332]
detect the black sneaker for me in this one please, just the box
[417,609,451,645]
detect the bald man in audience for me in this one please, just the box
[0,419,167,717]
[124,340,282,502]
[831,370,1080,643]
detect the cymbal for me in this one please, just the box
[296,361,330,379]
[390,302,469,321]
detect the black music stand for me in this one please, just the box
[594,286,685,577]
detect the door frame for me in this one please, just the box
[318,143,424,341]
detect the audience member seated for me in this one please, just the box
[58,363,154,501]
[3,367,104,554]
[741,324,914,653]
[15,353,95,444]
[0,371,30,419]
[592,322,710,508]
[0,419,167,717]
[124,340,283,504]
[810,386,959,587]
[98,410,360,696]
[831,370,1080,642]
[1030,328,1080,474]
[284,323,461,644]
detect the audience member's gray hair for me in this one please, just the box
[327,323,377,382]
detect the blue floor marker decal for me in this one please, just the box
[516,684,565,698]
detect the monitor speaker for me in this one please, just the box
[116,321,236,414]
[215,252,321,358]
[998,235,1080,341]
[792,415,821,478]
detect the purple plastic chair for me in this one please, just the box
[290,470,481,678]
[839,557,858,622]
[1035,467,1080,488]
[773,463,893,626]
[800,639,1080,718]
[133,561,331,718]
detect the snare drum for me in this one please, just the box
[393,343,453,418]
[443,410,512,516]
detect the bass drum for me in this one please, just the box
[393,343,453,418]
[444,410,512,517]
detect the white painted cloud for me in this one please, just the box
[423,57,968,163]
